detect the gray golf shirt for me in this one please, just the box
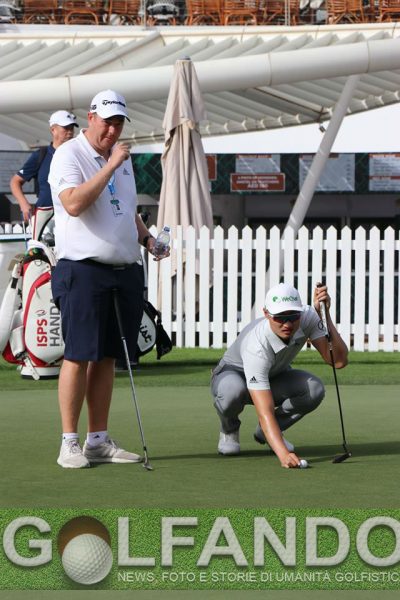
[221,306,326,390]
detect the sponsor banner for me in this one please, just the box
[369,154,400,191]
[231,173,285,192]
[1,508,400,590]
[299,154,355,192]
[206,155,217,181]
[235,154,281,174]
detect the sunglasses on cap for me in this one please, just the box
[271,313,302,323]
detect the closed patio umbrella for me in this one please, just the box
[157,57,213,273]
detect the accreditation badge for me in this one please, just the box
[110,198,124,217]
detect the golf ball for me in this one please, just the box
[58,516,112,585]
[299,459,309,469]
[62,533,113,585]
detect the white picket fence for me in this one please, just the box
[146,225,400,352]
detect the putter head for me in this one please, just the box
[142,451,153,471]
[332,451,352,463]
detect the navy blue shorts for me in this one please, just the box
[52,259,144,362]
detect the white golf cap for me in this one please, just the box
[264,283,304,315]
[49,110,78,127]
[89,89,130,122]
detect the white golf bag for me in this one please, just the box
[0,208,63,379]
[0,240,64,379]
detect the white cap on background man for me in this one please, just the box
[49,110,78,127]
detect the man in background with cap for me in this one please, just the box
[48,89,164,469]
[10,110,78,223]
[211,282,348,469]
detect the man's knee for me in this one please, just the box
[212,373,248,417]
[306,376,325,412]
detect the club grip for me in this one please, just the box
[316,282,329,338]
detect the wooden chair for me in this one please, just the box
[378,0,400,20]
[185,0,222,24]
[22,0,59,24]
[108,0,141,24]
[261,0,300,24]
[62,1,107,25]
[326,0,365,22]
[222,0,259,25]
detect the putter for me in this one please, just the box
[318,287,352,464]
[112,288,153,471]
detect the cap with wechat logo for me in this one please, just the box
[89,89,131,122]
[264,282,304,315]
[49,110,78,127]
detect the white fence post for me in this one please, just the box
[340,227,352,348]
[354,227,366,351]
[383,227,395,352]
[212,226,224,348]
[199,226,210,348]
[368,226,380,352]
[241,226,253,330]
[226,226,239,347]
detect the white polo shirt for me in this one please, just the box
[222,305,326,390]
[48,130,141,264]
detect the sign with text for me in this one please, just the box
[235,154,281,174]
[231,173,285,192]
[369,154,400,191]
[299,153,355,192]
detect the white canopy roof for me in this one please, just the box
[0,22,400,146]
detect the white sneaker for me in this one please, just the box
[253,426,295,452]
[218,431,240,455]
[83,437,142,464]
[57,439,90,469]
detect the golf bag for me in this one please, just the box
[137,300,172,360]
[0,239,64,380]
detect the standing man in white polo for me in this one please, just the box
[211,282,348,468]
[49,90,163,468]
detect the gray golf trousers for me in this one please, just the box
[211,363,325,434]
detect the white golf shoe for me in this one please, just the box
[218,431,240,455]
[57,439,90,469]
[83,437,142,464]
[253,425,295,452]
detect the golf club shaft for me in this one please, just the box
[319,299,349,451]
[112,288,152,467]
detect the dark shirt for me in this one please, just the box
[16,145,55,208]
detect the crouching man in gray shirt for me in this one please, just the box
[211,282,348,469]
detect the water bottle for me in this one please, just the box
[153,226,170,258]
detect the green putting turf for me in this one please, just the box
[0,351,399,597]
[0,382,398,509]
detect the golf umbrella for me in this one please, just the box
[157,57,214,276]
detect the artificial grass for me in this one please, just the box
[0,384,398,509]
[2,592,399,600]
[1,349,400,390]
